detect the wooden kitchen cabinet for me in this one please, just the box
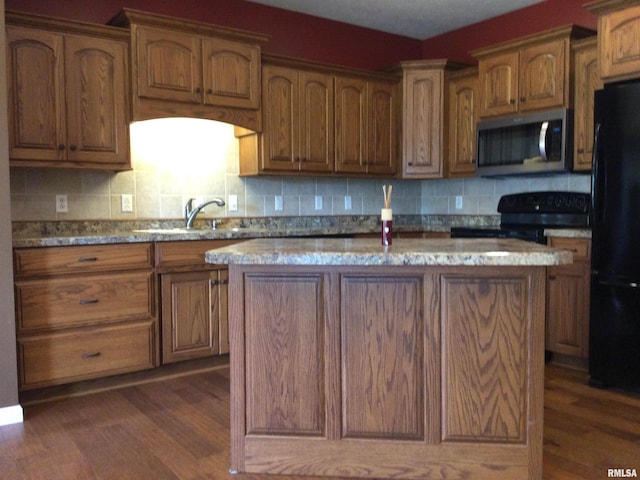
[155,240,238,363]
[6,13,130,170]
[572,37,602,171]
[110,9,267,131]
[587,0,640,82]
[546,237,591,364]
[334,75,398,175]
[258,64,334,173]
[238,55,399,177]
[446,66,479,177]
[395,60,463,178]
[13,243,158,390]
[473,26,594,118]
[230,264,545,478]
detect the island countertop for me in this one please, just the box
[204,237,573,266]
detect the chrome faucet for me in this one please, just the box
[184,197,225,228]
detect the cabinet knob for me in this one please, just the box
[549,275,557,280]
[520,97,526,103]
[221,279,229,285]
[577,148,584,154]
[206,88,213,94]
[408,162,413,166]
[69,145,77,151]
[211,279,219,286]
[509,99,516,105]
[58,144,65,150]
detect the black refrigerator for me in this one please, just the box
[590,80,640,392]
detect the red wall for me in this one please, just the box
[5,0,598,70]
[422,0,598,65]
[4,0,422,71]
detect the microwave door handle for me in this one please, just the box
[538,121,549,162]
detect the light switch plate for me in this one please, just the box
[228,194,238,212]
[315,195,323,210]
[56,195,68,213]
[455,196,463,210]
[275,195,283,211]
[344,195,352,210]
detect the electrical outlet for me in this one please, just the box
[121,194,133,213]
[455,196,463,210]
[274,195,283,211]
[315,195,323,210]
[56,195,68,213]
[228,194,238,212]
[344,195,352,210]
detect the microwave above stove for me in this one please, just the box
[476,108,573,177]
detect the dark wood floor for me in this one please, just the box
[1,363,639,480]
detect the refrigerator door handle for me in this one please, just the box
[598,278,640,289]
[538,121,549,162]
[592,122,605,224]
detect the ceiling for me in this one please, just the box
[246,0,545,40]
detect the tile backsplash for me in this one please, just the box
[9,119,591,222]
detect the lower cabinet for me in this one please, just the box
[156,240,239,364]
[14,243,158,390]
[546,237,591,362]
[160,267,229,363]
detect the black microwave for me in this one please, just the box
[475,108,573,177]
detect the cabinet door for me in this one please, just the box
[298,70,334,173]
[261,65,299,172]
[599,4,640,81]
[64,35,130,167]
[519,40,567,111]
[573,41,601,171]
[447,71,479,177]
[335,76,367,174]
[479,51,518,117]
[135,26,203,104]
[161,270,218,363]
[6,27,65,162]
[365,80,398,175]
[402,69,443,177]
[202,37,260,109]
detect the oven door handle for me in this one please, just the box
[538,121,549,162]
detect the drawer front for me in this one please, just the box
[155,240,243,268]
[14,243,154,277]
[18,320,157,390]
[15,271,155,333]
[548,237,591,262]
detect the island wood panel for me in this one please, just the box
[243,272,327,436]
[340,274,425,440]
[229,264,545,479]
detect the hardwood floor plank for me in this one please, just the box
[1,363,638,479]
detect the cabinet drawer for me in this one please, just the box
[15,271,155,333]
[155,240,242,269]
[14,243,154,277]
[548,237,591,262]
[18,320,157,390]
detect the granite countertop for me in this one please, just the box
[204,237,573,266]
[544,228,591,238]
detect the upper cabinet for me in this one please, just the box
[572,37,602,172]
[586,0,640,83]
[110,9,268,131]
[472,26,594,118]
[445,67,480,178]
[6,12,131,170]
[395,60,465,179]
[237,55,400,177]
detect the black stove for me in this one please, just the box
[450,191,590,244]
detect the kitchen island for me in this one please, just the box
[205,238,572,480]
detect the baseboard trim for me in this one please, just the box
[0,404,24,426]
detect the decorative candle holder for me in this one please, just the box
[381,208,393,246]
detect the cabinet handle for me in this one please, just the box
[509,99,516,105]
[211,279,219,286]
[81,352,101,359]
[78,257,98,262]
[79,299,99,305]
[221,279,229,285]
[520,97,526,103]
